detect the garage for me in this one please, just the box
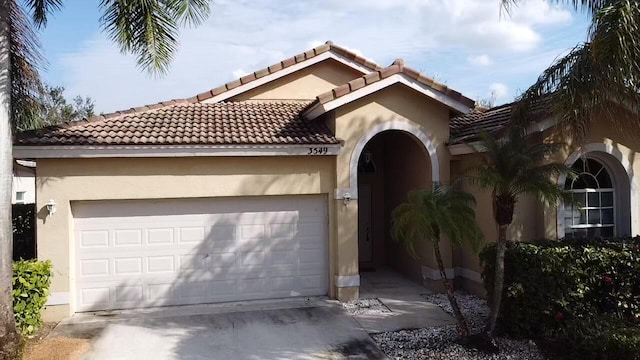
[73,195,329,312]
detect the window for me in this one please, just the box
[564,158,615,238]
[15,191,26,204]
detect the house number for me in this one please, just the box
[307,147,329,155]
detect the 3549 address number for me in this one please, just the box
[307,147,329,155]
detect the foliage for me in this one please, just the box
[480,238,640,340]
[501,0,640,138]
[12,260,51,335]
[545,316,640,360]
[391,186,484,255]
[12,204,35,261]
[391,185,484,337]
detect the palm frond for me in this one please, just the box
[391,187,484,259]
[9,0,46,131]
[24,0,62,28]
[99,0,212,75]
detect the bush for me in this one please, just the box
[12,260,52,335]
[480,238,640,358]
[12,204,36,261]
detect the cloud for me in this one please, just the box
[468,54,492,66]
[232,69,249,78]
[489,83,510,99]
[52,0,575,111]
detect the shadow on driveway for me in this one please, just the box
[51,305,386,360]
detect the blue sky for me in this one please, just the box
[37,0,590,113]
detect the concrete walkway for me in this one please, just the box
[355,269,454,333]
[49,298,387,360]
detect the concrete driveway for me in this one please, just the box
[49,300,386,360]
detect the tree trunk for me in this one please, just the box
[486,224,508,336]
[0,1,19,358]
[433,240,470,337]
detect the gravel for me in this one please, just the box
[371,293,545,360]
[343,298,392,316]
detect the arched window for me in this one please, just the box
[564,158,615,238]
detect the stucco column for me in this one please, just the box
[333,198,359,301]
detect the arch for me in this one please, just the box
[347,121,439,199]
[557,143,639,238]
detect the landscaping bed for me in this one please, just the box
[371,293,545,360]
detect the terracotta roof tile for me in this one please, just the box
[313,60,476,109]
[449,98,552,144]
[15,101,339,146]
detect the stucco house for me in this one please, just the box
[12,160,35,204]
[13,42,640,321]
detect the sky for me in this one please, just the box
[37,0,591,113]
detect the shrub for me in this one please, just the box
[480,238,640,358]
[12,260,52,335]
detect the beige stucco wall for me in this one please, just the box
[450,107,640,282]
[36,156,337,318]
[543,108,640,239]
[332,84,454,291]
[230,59,363,101]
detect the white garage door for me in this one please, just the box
[73,196,328,312]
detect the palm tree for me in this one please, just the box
[391,186,484,338]
[0,1,211,357]
[500,0,640,138]
[466,127,573,336]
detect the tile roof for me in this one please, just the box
[15,101,340,146]
[192,41,383,103]
[313,59,476,109]
[449,98,552,144]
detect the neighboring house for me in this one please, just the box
[13,42,640,321]
[12,160,35,204]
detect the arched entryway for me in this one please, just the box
[356,129,433,283]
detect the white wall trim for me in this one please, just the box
[46,292,70,306]
[305,73,472,120]
[556,143,639,238]
[421,266,482,283]
[344,121,440,200]
[13,144,342,159]
[203,52,375,104]
[335,275,360,288]
[448,142,483,156]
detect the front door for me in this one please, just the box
[358,184,373,267]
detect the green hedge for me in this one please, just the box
[480,238,640,359]
[12,260,52,335]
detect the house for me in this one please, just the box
[13,42,640,321]
[12,160,35,204]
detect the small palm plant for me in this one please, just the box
[466,127,574,336]
[391,185,484,337]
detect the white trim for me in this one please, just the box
[421,266,482,283]
[46,292,70,306]
[304,74,473,120]
[13,144,342,159]
[448,142,483,156]
[335,275,360,288]
[344,121,440,200]
[203,52,375,104]
[556,143,639,238]
[422,266,455,280]
[454,267,483,283]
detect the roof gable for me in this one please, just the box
[303,59,475,119]
[197,41,382,103]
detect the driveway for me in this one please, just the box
[49,300,386,360]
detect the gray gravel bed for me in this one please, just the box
[371,293,545,360]
[342,298,392,316]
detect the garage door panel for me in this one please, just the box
[73,196,328,312]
